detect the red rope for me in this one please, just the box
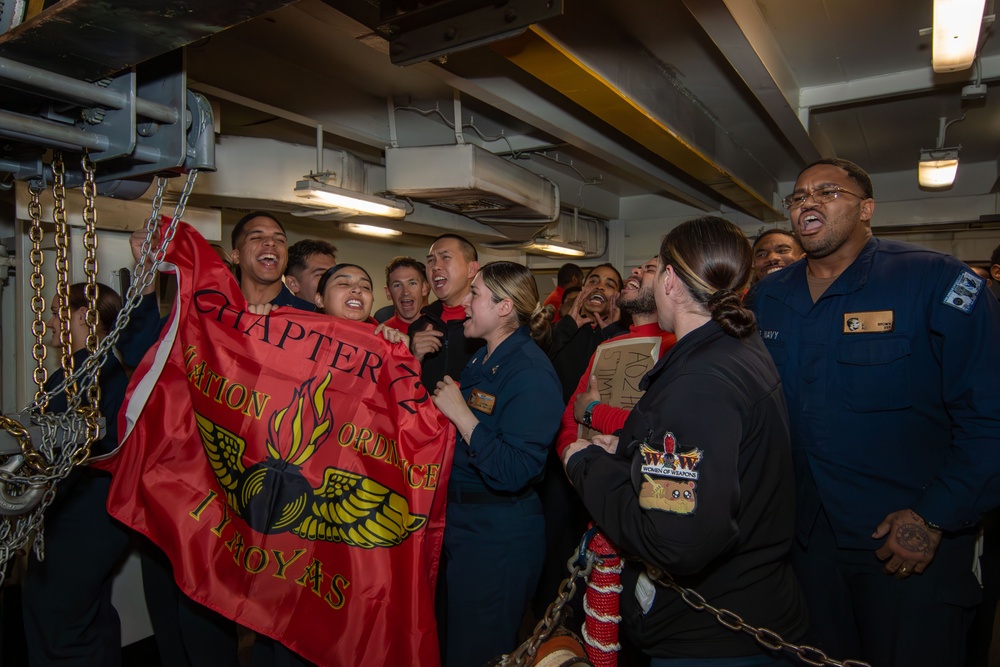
[583,530,622,667]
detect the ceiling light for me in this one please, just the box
[294,180,407,218]
[918,115,964,188]
[342,223,402,238]
[918,150,960,187]
[528,240,586,257]
[932,0,986,72]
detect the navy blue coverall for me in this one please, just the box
[439,326,563,667]
[750,237,1000,667]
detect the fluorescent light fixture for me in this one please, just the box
[528,240,586,257]
[294,180,407,219]
[932,0,986,72]
[342,223,402,238]
[918,149,960,187]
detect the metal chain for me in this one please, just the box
[644,566,872,667]
[25,171,194,414]
[499,550,598,667]
[50,153,75,398]
[24,169,195,412]
[0,167,200,585]
[73,152,101,466]
[80,153,100,360]
[26,182,48,406]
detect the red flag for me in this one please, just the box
[97,222,454,666]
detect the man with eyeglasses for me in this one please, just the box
[748,158,1000,667]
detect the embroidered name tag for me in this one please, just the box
[943,270,984,314]
[843,310,894,333]
[467,389,496,415]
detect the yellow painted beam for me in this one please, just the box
[492,25,783,221]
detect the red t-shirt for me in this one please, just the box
[382,314,414,332]
[440,303,467,322]
[543,285,565,323]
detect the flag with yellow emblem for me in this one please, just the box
[97,221,454,666]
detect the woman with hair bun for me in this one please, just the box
[431,260,563,667]
[561,217,807,666]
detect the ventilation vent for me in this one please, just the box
[435,198,509,214]
[385,143,558,223]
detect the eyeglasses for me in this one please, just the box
[781,186,867,210]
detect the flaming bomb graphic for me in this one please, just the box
[195,372,426,548]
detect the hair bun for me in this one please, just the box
[708,288,756,338]
[707,288,739,312]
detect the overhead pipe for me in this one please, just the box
[0,108,109,151]
[0,56,183,126]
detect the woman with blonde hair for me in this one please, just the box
[431,261,563,667]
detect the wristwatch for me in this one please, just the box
[582,400,599,428]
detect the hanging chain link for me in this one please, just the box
[80,153,100,360]
[501,537,873,667]
[50,153,75,396]
[72,152,101,466]
[644,566,872,667]
[499,550,598,667]
[26,182,48,406]
[0,166,201,586]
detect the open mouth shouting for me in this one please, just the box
[623,276,640,292]
[797,212,823,236]
[334,294,372,321]
[397,296,418,317]
[583,290,610,315]
[257,252,279,270]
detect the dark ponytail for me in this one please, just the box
[706,288,755,338]
[659,217,756,339]
[67,282,122,337]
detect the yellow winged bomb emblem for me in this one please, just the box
[195,372,426,548]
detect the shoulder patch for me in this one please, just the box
[640,476,697,515]
[638,432,702,515]
[942,270,984,314]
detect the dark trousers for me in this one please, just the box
[138,538,241,667]
[792,507,981,667]
[440,493,545,667]
[967,509,1000,665]
[22,470,131,667]
[251,637,315,667]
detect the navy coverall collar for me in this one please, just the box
[469,325,531,373]
[771,236,880,315]
[273,284,317,311]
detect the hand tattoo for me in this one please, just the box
[896,524,932,555]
